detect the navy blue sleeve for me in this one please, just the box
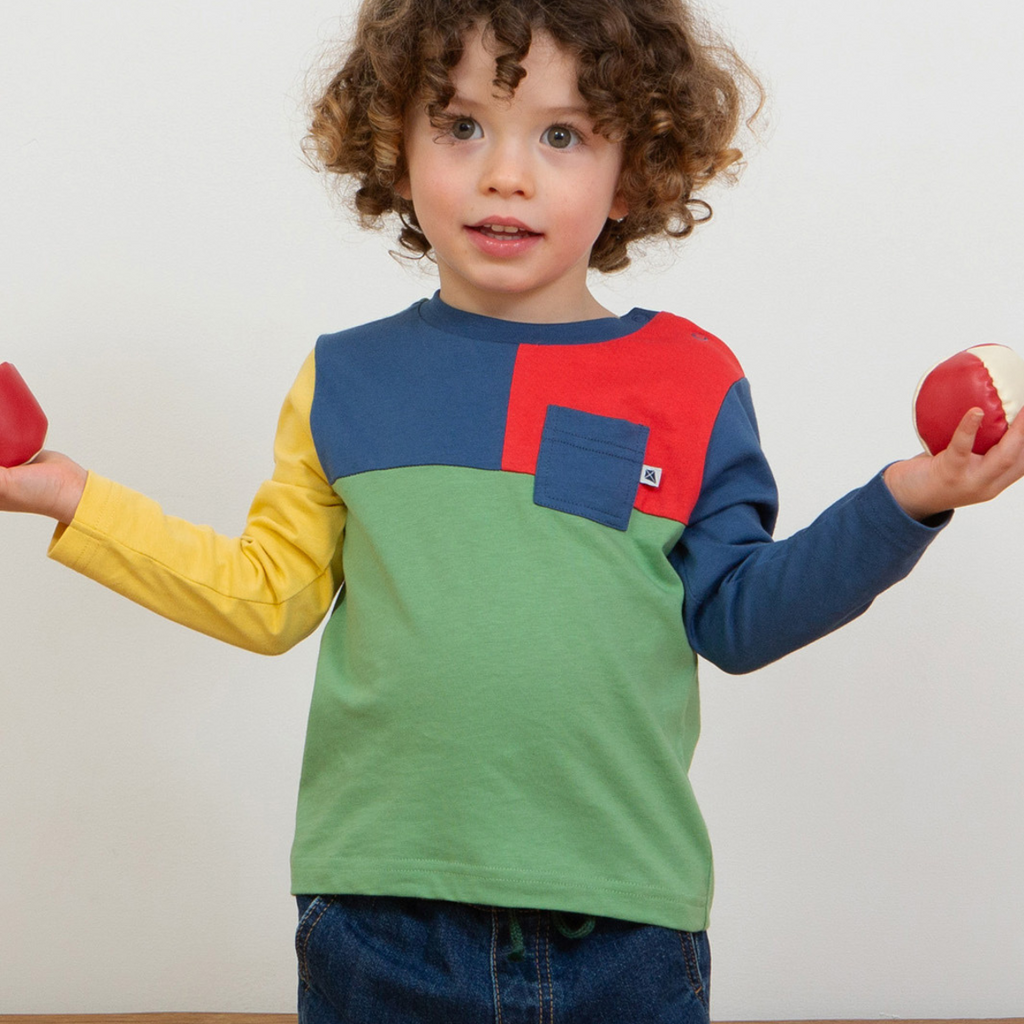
[672,379,951,674]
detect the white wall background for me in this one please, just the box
[2,0,1022,1018]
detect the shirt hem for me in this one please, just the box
[289,857,712,933]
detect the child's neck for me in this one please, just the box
[437,286,617,324]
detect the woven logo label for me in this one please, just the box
[640,465,662,488]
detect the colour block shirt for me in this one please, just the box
[48,295,947,931]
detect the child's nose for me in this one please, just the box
[479,140,534,199]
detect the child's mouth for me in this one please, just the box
[471,223,541,240]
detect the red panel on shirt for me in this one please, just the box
[501,312,744,525]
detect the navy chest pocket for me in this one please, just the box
[533,405,650,531]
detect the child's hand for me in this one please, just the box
[884,407,1024,521]
[0,451,87,524]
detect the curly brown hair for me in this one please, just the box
[306,0,762,272]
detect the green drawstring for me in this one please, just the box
[553,911,596,939]
[506,909,596,961]
[508,909,526,961]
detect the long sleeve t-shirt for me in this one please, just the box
[48,295,947,930]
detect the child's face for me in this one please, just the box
[398,26,627,323]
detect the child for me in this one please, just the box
[3,0,1023,1021]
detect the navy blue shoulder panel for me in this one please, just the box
[310,303,518,483]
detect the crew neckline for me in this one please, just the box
[415,292,656,345]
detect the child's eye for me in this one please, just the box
[542,125,581,150]
[448,117,482,141]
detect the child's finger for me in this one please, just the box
[945,407,984,458]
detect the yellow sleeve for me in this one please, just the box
[47,351,346,655]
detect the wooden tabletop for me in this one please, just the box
[0,1017,1020,1024]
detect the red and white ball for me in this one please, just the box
[0,362,48,468]
[913,344,1024,456]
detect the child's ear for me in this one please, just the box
[395,175,412,201]
[608,191,628,222]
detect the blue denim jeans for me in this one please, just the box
[295,894,711,1023]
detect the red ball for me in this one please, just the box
[0,362,49,468]
[913,344,1024,456]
